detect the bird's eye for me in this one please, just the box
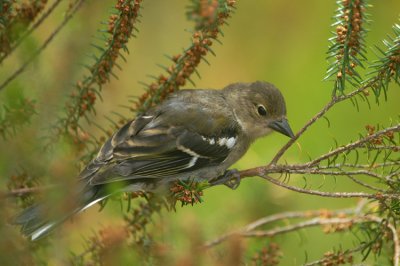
[257,105,267,116]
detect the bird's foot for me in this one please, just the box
[211,169,241,190]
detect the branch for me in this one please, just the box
[367,21,400,98]
[205,209,399,266]
[259,174,399,200]
[304,244,369,266]
[269,80,376,165]
[0,185,54,199]
[133,0,236,113]
[259,165,385,180]
[36,0,144,157]
[326,0,369,93]
[306,124,400,167]
[240,215,390,238]
[363,215,399,266]
[203,202,366,248]
[316,161,400,170]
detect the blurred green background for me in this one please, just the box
[1,0,399,265]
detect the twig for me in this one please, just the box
[269,79,377,165]
[304,244,369,266]
[242,217,357,237]
[364,216,399,266]
[203,211,313,248]
[317,161,400,170]
[237,123,399,196]
[307,125,400,167]
[259,174,398,200]
[391,221,400,266]
[245,217,399,265]
[0,185,55,199]
[203,200,367,248]
[345,174,386,192]
[266,167,383,179]
[0,0,86,91]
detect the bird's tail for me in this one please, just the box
[13,185,107,241]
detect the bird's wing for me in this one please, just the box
[80,110,239,185]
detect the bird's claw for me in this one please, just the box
[211,169,241,190]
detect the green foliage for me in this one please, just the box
[326,0,370,94]
[0,91,36,140]
[169,179,209,207]
[52,0,143,151]
[186,0,236,30]
[133,0,236,114]
[368,21,400,99]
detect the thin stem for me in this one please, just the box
[304,244,369,266]
[203,211,312,248]
[345,174,386,192]
[267,167,384,179]
[0,185,55,199]
[365,216,399,266]
[241,216,397,266]
[269,79,377,165]
[307,125,400,167]
[242,217,357,237]
[317,161,400,170]
[203,201,367,248]
[259,174,397,199]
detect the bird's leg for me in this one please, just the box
[210,169,241,190]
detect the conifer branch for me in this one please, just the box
[270,79,376,165]
[367,21,400,99]
[79,0,237,162]
[235,122,399,201]
[304,245,367,266]
[306,125,399,168]
[326,0,369,94]
[50,0,143,150]
[133,0,236,113]
[203,202,366,248]
[205,202,399,265]
[1,185,54,199]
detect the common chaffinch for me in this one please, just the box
[15,81,294,240]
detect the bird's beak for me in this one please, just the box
[268,119,295,138]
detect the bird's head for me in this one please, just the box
[224,81,294,140]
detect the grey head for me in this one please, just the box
[223,81,294,140]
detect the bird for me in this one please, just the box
[14,81,294,241]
